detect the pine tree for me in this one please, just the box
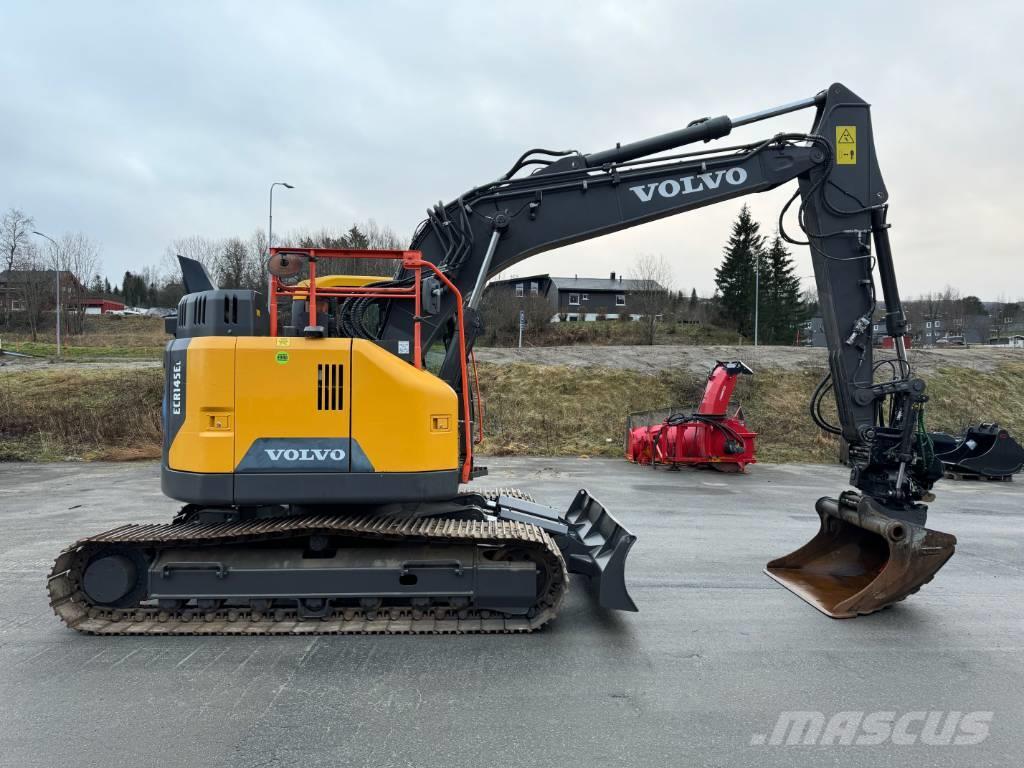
[762,235,804,343]
[120,271,150,307]
[345,225,368,249]
[714,204,765,338]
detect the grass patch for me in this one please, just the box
[520,320,741,347]
[1,341,162,360]
[2,360,1022,463]
[0,368,163,460]
[1,316,166,360]
[476,361,1024,463]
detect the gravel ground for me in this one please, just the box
[474,343,1024,374]
[6,343,1018,377]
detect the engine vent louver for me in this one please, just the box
[191,295,207,324]
[223,295,238,324]
[317,363,344,411]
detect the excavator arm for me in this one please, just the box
[359,82,955,617]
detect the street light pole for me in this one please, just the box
[32,231,61,358]
[753,252,760,346]
[268,182,294,311]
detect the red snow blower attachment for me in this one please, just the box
[626,361,756,472]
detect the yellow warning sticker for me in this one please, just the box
[836,125,857,165]
[275,338,290,347]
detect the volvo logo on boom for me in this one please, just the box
[629,167,748,203]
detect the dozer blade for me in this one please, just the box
[765,493,956,618]
[561,490,638,612]
[492,489,638,612]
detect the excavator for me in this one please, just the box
[48,83,957,633]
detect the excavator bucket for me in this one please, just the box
[765,493,956,618]
[931,424,1024,479]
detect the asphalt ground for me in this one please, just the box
[0,458,1020,768]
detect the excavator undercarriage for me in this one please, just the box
[48,489,635,635]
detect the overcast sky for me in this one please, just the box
[2,1,1021,299]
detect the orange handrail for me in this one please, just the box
[268,247,473,481]
[470,349,484,445]
[406,256,474,483]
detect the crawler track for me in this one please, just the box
[48,509,568,635]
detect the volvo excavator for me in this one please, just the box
[48,83,958,634]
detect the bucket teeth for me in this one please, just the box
[765,493,956,618]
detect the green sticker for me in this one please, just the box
[275,351,290,364]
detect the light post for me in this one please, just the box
[753,252,760,346]
[32,230,61,357]
[268,182,294,310]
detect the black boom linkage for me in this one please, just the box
[353,83,938,520]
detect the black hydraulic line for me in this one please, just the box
[664,412,747,447]
[584,92,823,168]
[503,148,578,179]
[810,374,842,436]
[585,116,734,167]
[872,206,908,340]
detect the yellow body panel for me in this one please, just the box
[232,337,352,467]
[350,339,458,472]
[168,335,458,476]
[168,337,237,473]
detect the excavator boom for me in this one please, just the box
[364,82,954,616]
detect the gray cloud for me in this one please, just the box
[2,0,1021,298]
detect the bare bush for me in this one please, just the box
[629,253,673,345]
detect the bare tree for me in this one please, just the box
[362,219,405,250]
[246,228,269,293]
[287,220,405,277]
[216,238,249,289]
[905,288,965,346]
[629,253,673,345]
[20,245,52,341]
[939,285,964,337]
[161,235,222,284]
[1,208,35,326]
[148,220,406,302]
[48,233,101,335]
